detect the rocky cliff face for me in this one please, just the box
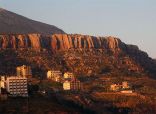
[0,33,155,77]
[0,34,124,51]
[51,34,124,51]
[0,33,148,59]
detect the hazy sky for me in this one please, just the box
[0,0,156,58]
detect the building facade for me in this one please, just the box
[0,76,5,89]
[6,76,28,97]
[47,70,62,82]
[110,81,131,92]
[110,84,121,91]
[63,80,71,90]
[0,76,5,94]
[64,72,74,79]
[63,78,82,91]
[122,81,130,89]
[16,65,32,78]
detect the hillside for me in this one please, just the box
[0,8,64,34]
[0,8,155,78]
[0,34,156,114]
[0,8,156,114]
[0,34,155,78]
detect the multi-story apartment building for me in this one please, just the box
[6,76,28,97]
[16,65,32,78]
[63,78,82,91]
[47,70,62,82]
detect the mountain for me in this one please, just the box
[0,34,128,50]
[0,34,156,78]
[0,8,155,78]
[0,8,64,34]
[0,8,156,114]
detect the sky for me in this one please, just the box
[0,0,156,58]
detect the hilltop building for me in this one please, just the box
[16,65,32,78]
[110,84,121,91]
[6,76,28,97]
[63,81,70,90]
[0,76,5,89]
[122,81,130,89]
[64,72,75,79]
[0,76,6,94]
[47,70,62,82]
[110,81,131,92]
[63,78,82,91]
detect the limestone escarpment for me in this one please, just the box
[0,33,155,77]
[0,34,124,51]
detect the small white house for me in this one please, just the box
[47,70,62,82]
[64,72,74,79]
[63,80,71,90]
[0,76,5,89]
[122,81,130,89]
[16,65,32,78]
[63,78,82,91]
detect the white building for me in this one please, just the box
[110,84,121,91]
[110,81,131,92]
[64,72,74,79]
[63,80,71,90]
[16,65,32,78]
[6,76,28,97]
[0,76,5,94]
[0,76,5,88]
[63,78,82,91]
[47,70,62,82]
[122,81,130,89]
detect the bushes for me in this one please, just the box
[91,92,156,114]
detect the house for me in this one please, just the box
[47,70,62,82]
[64,72,74,79]
[0,76,6,94]
[16,65,32,78]
[63,80,71,90]
[110,81,131,92]
[122,81,130,89]
[63,78,82,91]
[6,76,28,97]
[0,76,5,88]
[110,84,121,91]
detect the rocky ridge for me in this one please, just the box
[0,8,155,77]
[0,33,155,77]
[0,34,125,51]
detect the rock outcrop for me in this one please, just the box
[0,33,155,77]
[0,34,124,51]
